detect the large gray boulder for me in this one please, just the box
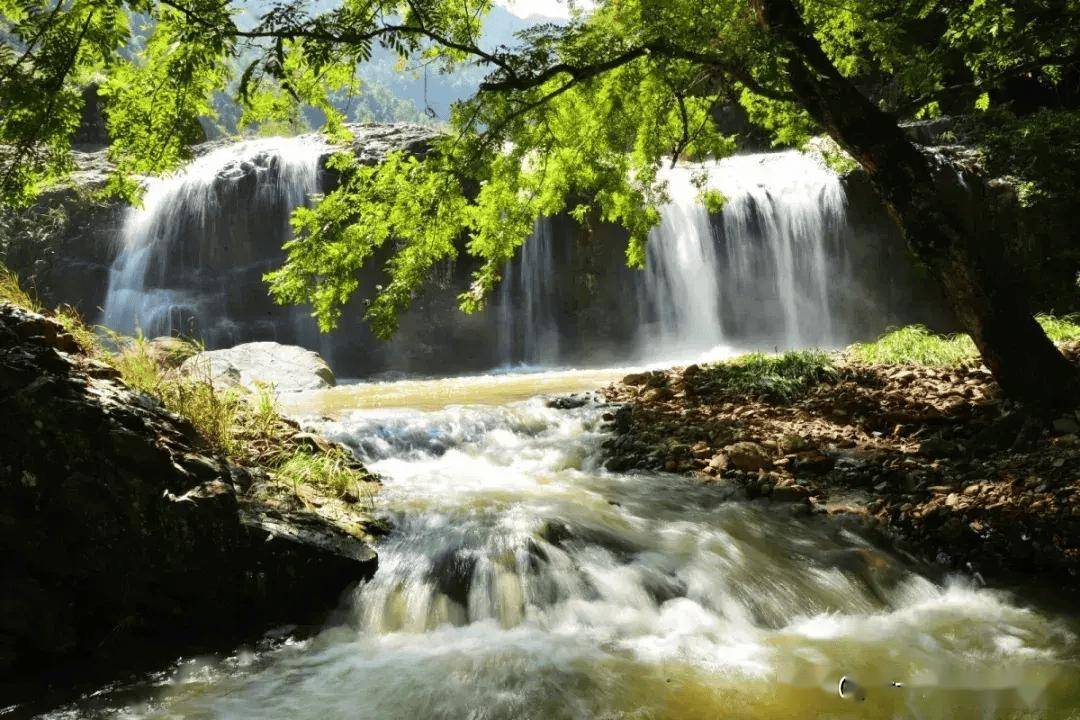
[181,341,336,393]
[0,303,372,688]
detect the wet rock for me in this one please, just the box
[0,303,375,682]
[771,483,810,503]
[181,342,336,393]
[612,405,633,433]
[723,442,771,472]
[547,394,589,410]
[622,372,649,386]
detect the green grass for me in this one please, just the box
[1037,313,1080,342]
[0,265,39,310]
[703,350,836,402]
[849,315,1080,366]
[847,325,976,366]
[274,448,376,506]
[1,263,375,503]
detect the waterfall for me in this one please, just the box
[497,218,561,367]
[639,151,852,357]
[85,135,936,376]
[100,136,326,343]
[639,167,725,357]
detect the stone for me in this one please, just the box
[621,372,649,386]
[917,437,957,459]
[723,442,771,472]
[0,303,375,683]
[181,342,336,393]
[793,450,835,475]
[1052,416,1080,435]
[779,434,811,454]
[708,453,729,470]
[547,394,589,410]
[147,336,197,368]
[771,484,810,503]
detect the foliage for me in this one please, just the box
[702,350,836,402]
[849,316,1080,366]
[3,0,1078,334]
[964,108,1080,209]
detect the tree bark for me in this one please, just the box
[752,0,1079,410]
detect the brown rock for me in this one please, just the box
[723,442,771,472]
[771,484,810,503]
[708,452,730,470]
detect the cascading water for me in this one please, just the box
[640,167,726,358]
[40,372,1080,718]
[82,131,941,375]
[638,151,853,358]
[100,136,326,344]
[498,218,561,367]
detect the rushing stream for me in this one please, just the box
[36,370,1080,719]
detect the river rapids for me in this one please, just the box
[34,369,1080,719]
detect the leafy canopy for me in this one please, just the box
[2,0,1077,336]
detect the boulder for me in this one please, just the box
[181,342,336,393]
[0,304,372,686]
[723,441,771,472]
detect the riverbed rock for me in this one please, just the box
[0,303,373,685]
[181,342,336,393]
[724,442,771,472]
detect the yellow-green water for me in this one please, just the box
[35,370,1080,719]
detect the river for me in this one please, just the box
[35,369,1080,719]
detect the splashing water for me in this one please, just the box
[100,136,325,343]
[38,370,1080,719]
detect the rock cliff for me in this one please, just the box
[0,303,375,689]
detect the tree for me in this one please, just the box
[2,0,1078,406]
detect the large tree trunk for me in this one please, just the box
[752,0,1079,410]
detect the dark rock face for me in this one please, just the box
[0,303,375,686]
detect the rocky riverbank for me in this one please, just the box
[0,302,382,702]
[598,346,1080,591]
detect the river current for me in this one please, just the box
[35,369,1080,719]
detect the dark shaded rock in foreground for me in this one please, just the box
[0,303,375,691]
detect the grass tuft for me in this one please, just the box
[1037,313,1080,343]
[1,264,375,505]
[0,266,40,310]
[703,350,836,402]
[273,448,376,505]
[848,325,976,366]
[849,316,1080,367]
